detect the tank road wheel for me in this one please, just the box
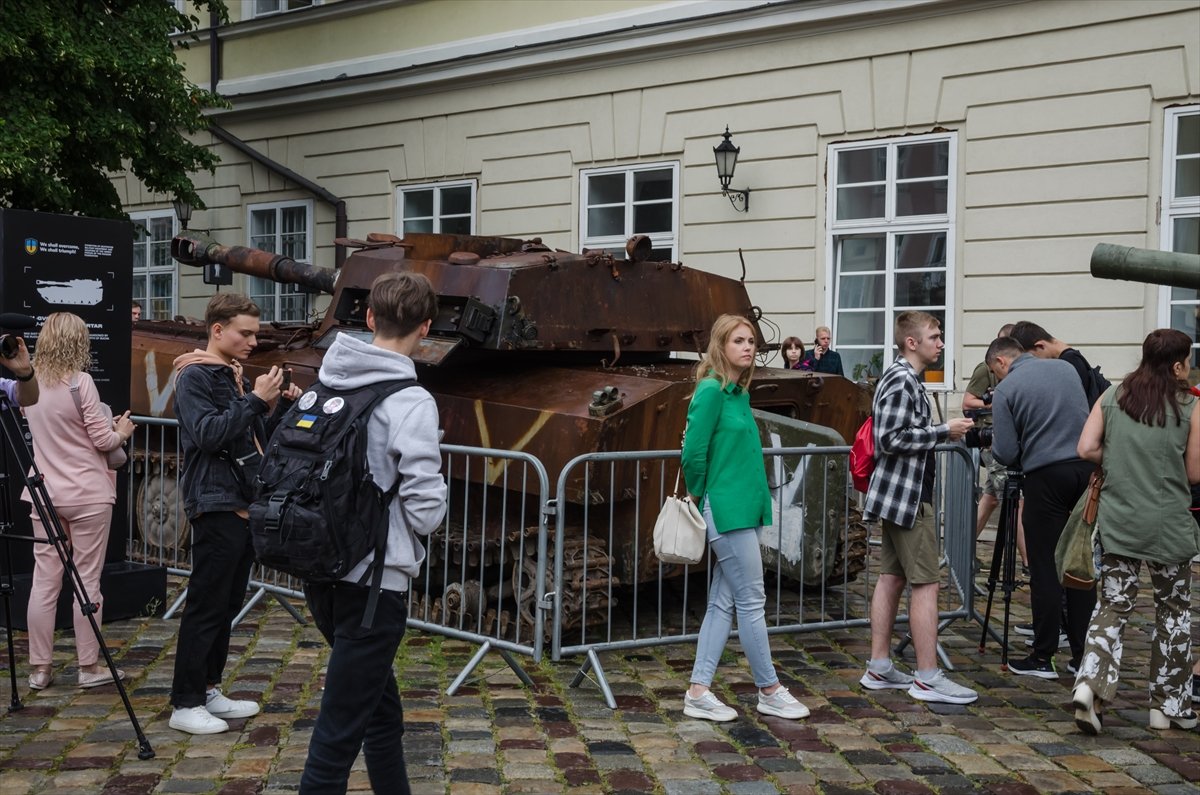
[137,468,191,553]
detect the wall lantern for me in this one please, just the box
[172,198,193,230]
[713,126,750,212]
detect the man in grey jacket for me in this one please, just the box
[299,272,448,794]
[987,336,1094,680]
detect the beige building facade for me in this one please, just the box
[119,0,1200,393]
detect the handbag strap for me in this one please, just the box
[69,374,86,424]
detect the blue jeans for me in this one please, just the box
[690,501,778,689]
[300,582,411,795]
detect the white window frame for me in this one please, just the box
[244,0,318,18]
[129,209,179,321]
[579,162,679,262]
[825,132,957,388]
[246,199,314,323]
[1158,105,1200,366]
[395,179,477,236]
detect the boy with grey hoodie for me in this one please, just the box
[299,272,447,795]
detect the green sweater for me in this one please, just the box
[681,377,772,533]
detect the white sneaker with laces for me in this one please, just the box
[757,685,810,719]
[169,705,229,735]
[860,666,915,690]
[205,688,260,720]
[683,690,737,722]
[908,670,978,705]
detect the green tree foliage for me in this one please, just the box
[0,0,228,219]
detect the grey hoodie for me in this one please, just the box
[318,332,447,592]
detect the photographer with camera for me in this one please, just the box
[962,325,1027,568]
[0,322,39,408]
[986,336,1094,679]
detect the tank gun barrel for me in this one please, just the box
[1090,243,1200,290]
[171,232,337,294]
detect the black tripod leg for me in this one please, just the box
[998,481,1020,669]
[1,544,23,713]
[0,400,154,758]
[977,507,1007,653]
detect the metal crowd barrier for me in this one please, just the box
[124,417,552,693]
[550,444,978,709]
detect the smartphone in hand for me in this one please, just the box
[282,368,292,391]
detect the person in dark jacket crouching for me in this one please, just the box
[168,293,300,734]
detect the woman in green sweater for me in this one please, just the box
[1072,329,1200,734]
[680,314,809,722]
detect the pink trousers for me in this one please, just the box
[26,503,113,667]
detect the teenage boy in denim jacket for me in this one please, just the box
[168,293,300,734]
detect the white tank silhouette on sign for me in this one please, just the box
[35,278,104,306]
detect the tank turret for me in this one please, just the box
[1090,243,1200,289]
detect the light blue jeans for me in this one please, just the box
[690,500,778,689]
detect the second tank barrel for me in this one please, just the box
[1090,243,1200,290]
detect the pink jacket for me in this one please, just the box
[22,372,122,507]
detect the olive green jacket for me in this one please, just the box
[681,377,772,533]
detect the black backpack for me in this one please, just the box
[249,378,417,627]
[1062,349,1111,408]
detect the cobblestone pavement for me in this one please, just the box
[2,548,1198,794]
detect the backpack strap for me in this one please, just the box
[352,379,420,629]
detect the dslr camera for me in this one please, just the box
[962,407,993,448]
[0,335,20,360]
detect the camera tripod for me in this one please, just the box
[0,391,153,759]
[976,468,1022,668]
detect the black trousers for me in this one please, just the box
[170,511,256,708]
[300,582,411,795]
[1021,459,1097,663]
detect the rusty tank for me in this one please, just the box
[130,231,870,628]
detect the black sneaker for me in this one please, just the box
[1014,622,1034,636]
[1008,655,1058,680]
[1066,658,1080,676]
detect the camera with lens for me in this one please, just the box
[0,334,20,360]
[963,407,993,448]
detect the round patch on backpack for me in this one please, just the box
[297,391,318,410]
[322,396,345,415]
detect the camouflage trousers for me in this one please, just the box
[1074,553,1192,715]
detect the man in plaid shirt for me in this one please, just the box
[859,311,978,704]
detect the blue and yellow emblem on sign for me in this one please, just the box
[24,238,38,255]
[296,414,318,429]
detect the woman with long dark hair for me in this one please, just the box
[1072,329,1200,734]
[780,336,808,370]
[680,314,809,722]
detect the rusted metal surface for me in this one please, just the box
[131,231,872,586]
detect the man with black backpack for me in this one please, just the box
[1009,321,1111,408]
[295,272,447,794]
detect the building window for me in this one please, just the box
[580,163,678,261]
[247,201,312,323]
[130,210,178,321]
[397,180,476,235]
[826,134,956,385]
[1161,106,1199,368]
[248,0,315,17]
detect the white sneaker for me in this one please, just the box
[860,666,915,690]
[169,705,229,735]
[205,688,260,720]
[757,685,810,719]
[683,690,737,722]
[908,670,978,705]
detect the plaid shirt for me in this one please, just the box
[863,357,949,528]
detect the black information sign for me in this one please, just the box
[0,209,133,573]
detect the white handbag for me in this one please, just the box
[653,470,707,565]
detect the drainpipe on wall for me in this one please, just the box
[208,124,348,269]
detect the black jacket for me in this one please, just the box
[174,364,290,519]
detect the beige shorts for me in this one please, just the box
[880,503,940,585]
